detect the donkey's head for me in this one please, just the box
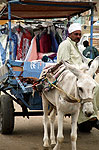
[63,58,99,117]
[76,74,96,117]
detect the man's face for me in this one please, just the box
[69,30,81,43]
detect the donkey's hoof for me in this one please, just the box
[43,140,50,148]
[51,139,56,146]
[57,136,64,143]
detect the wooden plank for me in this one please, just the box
[12,66,23,72]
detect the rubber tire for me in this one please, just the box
[77,121,92,132]
[0,94,14,134]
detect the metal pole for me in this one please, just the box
[8,2,12,60]
[90,7,94,59]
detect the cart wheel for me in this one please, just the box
[0,94,14,134]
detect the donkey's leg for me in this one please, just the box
[53,141,61,150]
[71,110,79,150]
[53,111,64,150]
[57,111,64,142]
[42,94,50,148]
[49,108,57,146]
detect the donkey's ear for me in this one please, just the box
[87,56,99,77]
[62,61,82,77]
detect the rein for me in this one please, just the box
[41,61,93,104]
[49,80,93,104]
[80,98,93,105]
[42,62,81,103]
[45,77,81,103]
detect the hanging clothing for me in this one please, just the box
[0,34,8,64]
[39,31,52,53]
[22,29,32,60]
[36,34,40,52]
[16,27,32,60]
[0,32,18,64]
[16,27,24,60]
[50,31,58,53]
[25,38,34,61]
[0,42,6,65]
[27,36,38,61]
[55,31,62,45]
[6,32,18,60]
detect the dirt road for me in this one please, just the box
[0,103,99,150]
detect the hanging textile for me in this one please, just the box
[50,31,58,53]
[15,26,32,60]
[0,42,6,65]
[0,33,7,65]
[22,29,32,60]
[39,31,52,53]
[6,32,18,60]
[27,35,38,61]
[16,27,24,60]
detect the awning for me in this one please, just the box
[0,0,97,20]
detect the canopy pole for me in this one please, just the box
[90,7,94,59]
[8,2,12,60]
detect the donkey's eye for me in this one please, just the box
[79,87,83,93]
[92,87,95,93]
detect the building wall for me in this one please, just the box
[93,0,99,21]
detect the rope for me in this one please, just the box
[45,77,80,103]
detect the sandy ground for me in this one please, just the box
[0,102,99,150]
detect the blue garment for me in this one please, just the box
[6,32,18,60]
[0,42,6,64]
[0,32,18,64]
[50,31,58,53]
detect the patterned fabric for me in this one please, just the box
[0,42,6,64]
[7,32,18,60]
[16,28,23,60]
[22,29,32,60]
[0,34,8,65]
[0,32,17,64]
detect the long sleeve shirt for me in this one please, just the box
[57,37,84,66]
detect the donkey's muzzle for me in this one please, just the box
[85,111,94,117]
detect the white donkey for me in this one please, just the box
[41,57,99,150]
